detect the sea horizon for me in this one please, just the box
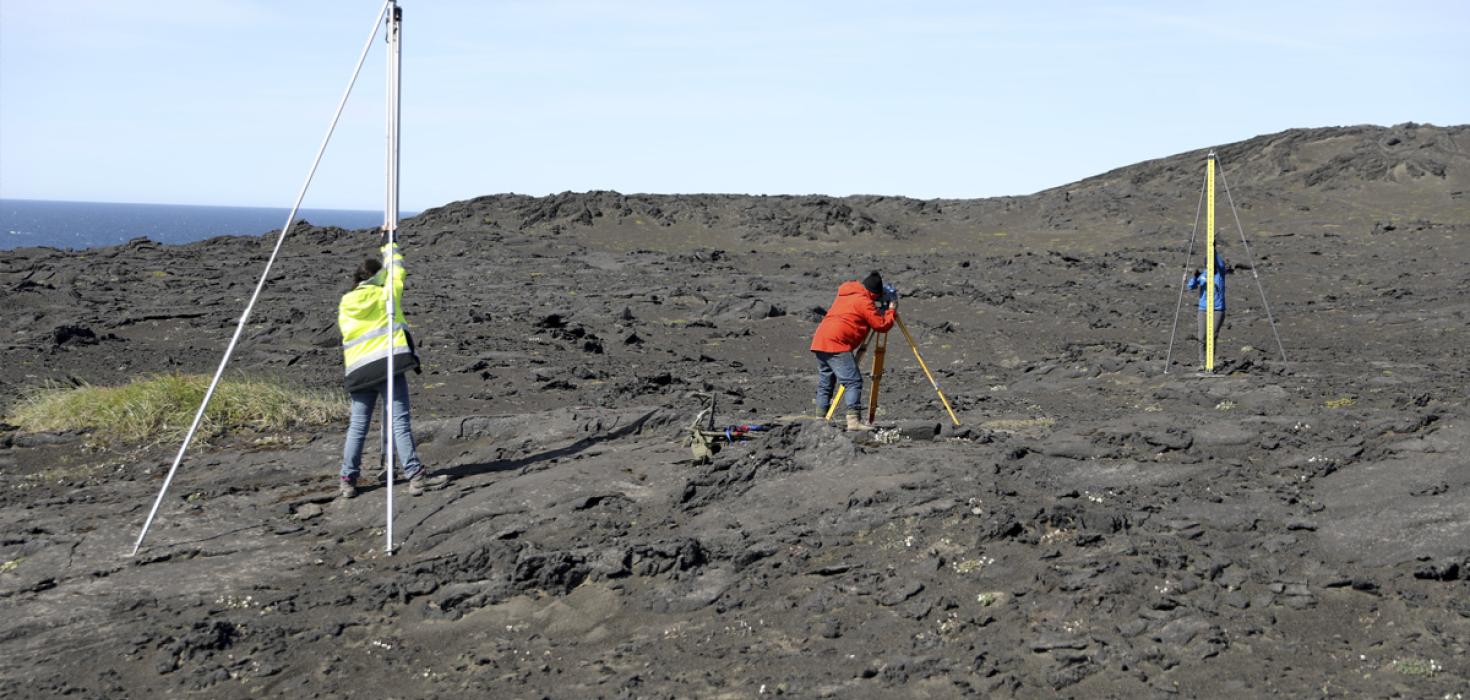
[1,198,417,251]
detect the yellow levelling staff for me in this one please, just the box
[1206,152,1216,372]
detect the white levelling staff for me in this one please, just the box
[336,237,450,499]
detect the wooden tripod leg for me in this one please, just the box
[894,315,961,425]
[867,331,888,424]
[824,332,873,420]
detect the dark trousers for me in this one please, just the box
[1197,309,1225,365]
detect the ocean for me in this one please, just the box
[0,199,412,251]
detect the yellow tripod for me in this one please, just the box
[823,314,960,426]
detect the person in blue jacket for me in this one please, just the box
[1186,254,1230,366]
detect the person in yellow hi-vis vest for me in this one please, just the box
[337,240,449,499]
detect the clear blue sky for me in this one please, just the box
[2,1,1466,211]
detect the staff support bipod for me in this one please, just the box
[131,1,397,556]
[1163,150,1287,374]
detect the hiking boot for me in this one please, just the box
[408,471,450,496]
[846,413,877,432]
[338,477,358,500]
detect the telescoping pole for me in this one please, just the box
[383,1,402,555]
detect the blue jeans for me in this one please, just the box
[814,350,864,417]
[340,373,424,482]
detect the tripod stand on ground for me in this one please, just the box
[823,314,961,426]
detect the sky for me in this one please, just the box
[2,1,1467,212]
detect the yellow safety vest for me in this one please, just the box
[339,243,417,390]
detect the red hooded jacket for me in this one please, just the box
[810,280,896,352]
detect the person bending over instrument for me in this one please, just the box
[810,271,896,432]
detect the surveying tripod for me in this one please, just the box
[823,313,961,426]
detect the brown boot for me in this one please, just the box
[408,471,450,496]
[846,413,876,432]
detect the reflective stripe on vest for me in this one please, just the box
[342,324,411,376]
[341,322,410,350]
[344,342,415,376]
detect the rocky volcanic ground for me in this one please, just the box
[1,124,1468,698]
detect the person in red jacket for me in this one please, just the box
[811,271,896,431]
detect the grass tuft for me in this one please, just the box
[7,373,344,446]
[1391,657,1441,677]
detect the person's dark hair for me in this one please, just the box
[353,258,382,285]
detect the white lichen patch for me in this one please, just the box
[967,496,984,515]
[936,611,965,636]
[976,591,1005,607]
[951,556,995,575]
[1039,527,1075,545]
[214,594,256,610]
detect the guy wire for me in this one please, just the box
[1163,165,1208,372]
[1217,158,1289,363]
[131,0,394,556]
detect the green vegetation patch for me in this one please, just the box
[1390,657,1442,677]
[8,373,343,445]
